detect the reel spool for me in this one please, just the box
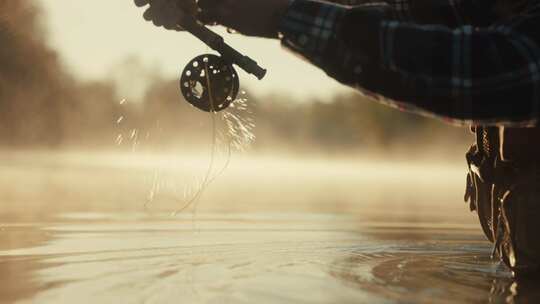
[180,54,239,112]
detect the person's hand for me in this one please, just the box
[197,0,290,38]
[134,0,198,30]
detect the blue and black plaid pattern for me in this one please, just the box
[280,0,540,126]
[280,0,346,64]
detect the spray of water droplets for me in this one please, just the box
[169,91,256,216]
[112,58,256,216]
[140,61,256,216]
[220,94,256,152]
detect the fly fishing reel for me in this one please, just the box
[178,17,266,112]
[181,54,239,112]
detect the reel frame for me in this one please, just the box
[180,54,239,112]
[177,17,265,112]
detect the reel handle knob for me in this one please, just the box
[230,52,267,80]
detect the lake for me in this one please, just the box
[0,152,537,303]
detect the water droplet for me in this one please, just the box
[130,129,138,140]
[115,134,124,145]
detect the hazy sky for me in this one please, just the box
[37,0,351,101]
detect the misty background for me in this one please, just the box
[0,0,471,157]
[0,3,524,303]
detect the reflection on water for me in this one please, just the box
[0,153,539,303]
[1,215,539,304]
[332,242,512,303]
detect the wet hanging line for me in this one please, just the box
[144,47,254,215]
[173,61,233,215]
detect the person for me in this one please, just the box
[135,0,540,277]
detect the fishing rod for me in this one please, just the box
[179,16,266,112]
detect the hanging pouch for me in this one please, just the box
[465,144,497,243]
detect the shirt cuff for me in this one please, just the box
[278,0,348,64]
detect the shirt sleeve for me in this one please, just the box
[308,1,496,26]
[370,0,463,23]
[385,0,497,26]
[279,0,540,126]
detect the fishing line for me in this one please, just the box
[120,82,251,215]
[171,60,254,216]
[172,61,219,215]
[141,94,252,216]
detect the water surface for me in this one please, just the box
[0,152,537,303]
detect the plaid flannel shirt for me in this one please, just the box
[279,0,540,126]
